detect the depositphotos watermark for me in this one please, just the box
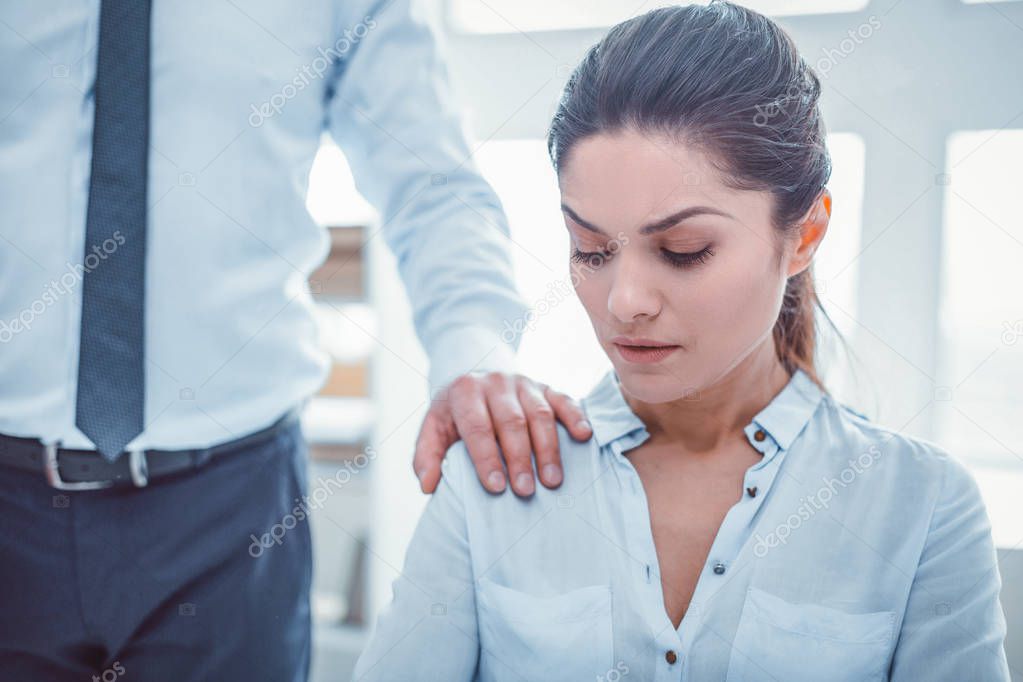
[92,661,125,682]
[248,15,377,127]
[815,15,882,80]
[0,230,125,344]
[751,443,882,557]
[753,80,814,128]
[597,661,630,682]
[248,445,377,557]
[1001,319,1023,345]
[753,15,881,128]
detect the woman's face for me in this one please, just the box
[559,127,820,404]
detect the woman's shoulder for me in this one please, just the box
[815,393,981,507]
[439,421,606,514]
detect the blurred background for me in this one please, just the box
[295,0,1023,678]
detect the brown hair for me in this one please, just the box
[546,1,844,391]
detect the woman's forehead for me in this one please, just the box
[559,132,770,235]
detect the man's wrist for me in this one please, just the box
[427,325,519,397]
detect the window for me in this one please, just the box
[938,130,1023,469]
[937,129,1023,547]
[306,134,375,228]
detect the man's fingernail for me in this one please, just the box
[515,472,535,494]
[487,471,506,491]
[542,464,563,485]
[576,419,592,432]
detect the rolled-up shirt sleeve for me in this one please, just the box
[326,0,528,394]
[888,454,1010,681]
[352,443,479,680]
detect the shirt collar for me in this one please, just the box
[581,366,824,452]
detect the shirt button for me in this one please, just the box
[753,429,766,442]
[746,486,758,498]
[665,649,678,664]
[713,562,726,575]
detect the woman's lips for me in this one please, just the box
[612,342,681,364]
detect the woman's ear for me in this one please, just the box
[787,188,831,277]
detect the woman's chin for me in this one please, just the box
[614,361,704,405]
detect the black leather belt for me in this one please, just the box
[0,408,300,491]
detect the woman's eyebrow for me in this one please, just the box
[561,203,733,235]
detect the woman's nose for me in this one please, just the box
[606,250,660,322]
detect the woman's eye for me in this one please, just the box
[570,247,613,264]
[570,245,713,268]
[661,246,713,269]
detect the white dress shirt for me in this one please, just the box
[0,0,526,449]
[354,367,1009,681]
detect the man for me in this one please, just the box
[0,0,592,679]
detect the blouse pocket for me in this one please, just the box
[725,587,896,682]
[476,577,614,682]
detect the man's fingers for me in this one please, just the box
[449,376,508,494]
[517,380,563,489]
[431,373,589,497]
[482,374,535,497]
[412,410,448,494]
[544,385,593,441]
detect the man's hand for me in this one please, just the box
[413,372,593,496]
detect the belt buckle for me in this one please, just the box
[128,448,149,487]
[43,443,149,490]
[42,443,151,490]
[41,441,116,491]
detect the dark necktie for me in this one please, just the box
[75,0,151,461]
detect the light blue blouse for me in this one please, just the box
[353,367,1010,681]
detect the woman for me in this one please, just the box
[353,3,1009,680]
